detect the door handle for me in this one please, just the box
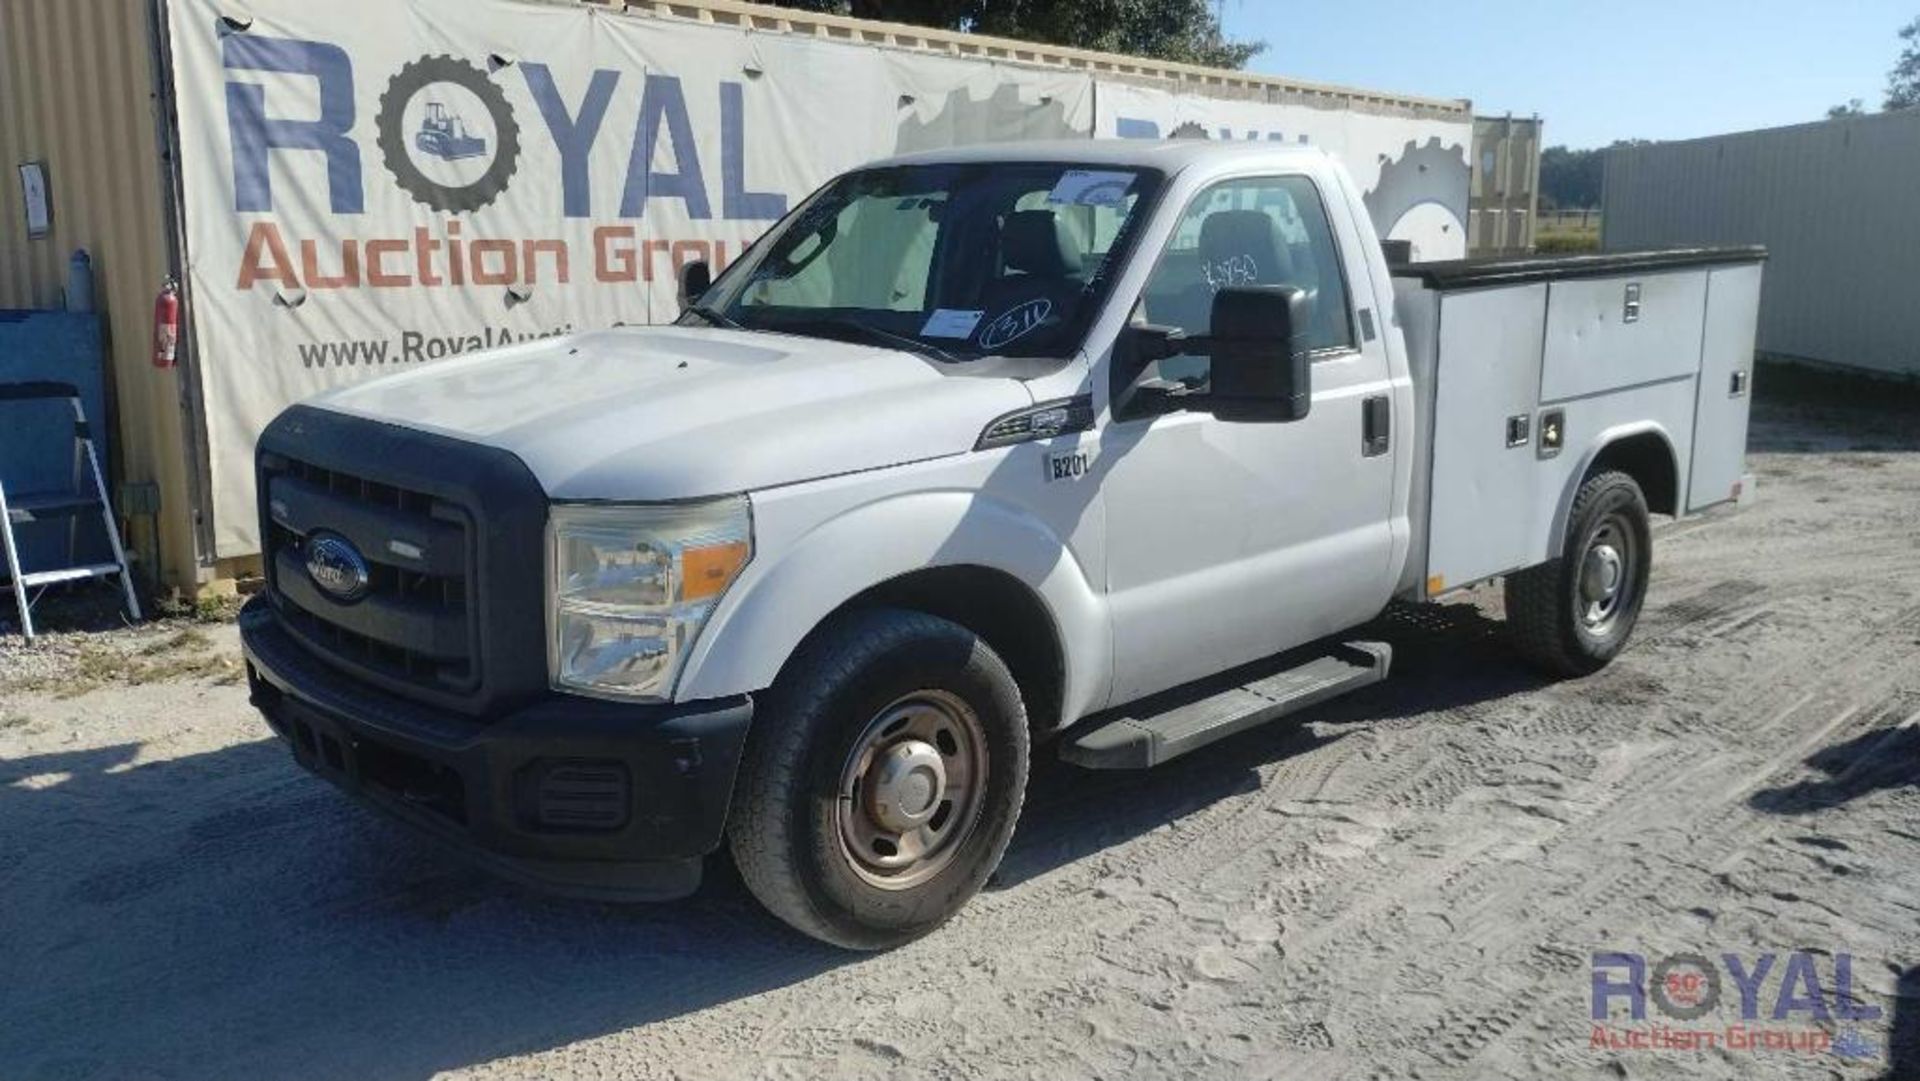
[1361,395,1390,457]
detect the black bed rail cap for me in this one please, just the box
[1391,246,1767,290]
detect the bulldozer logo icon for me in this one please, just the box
[416,101,488,162]
[376,55,521,213]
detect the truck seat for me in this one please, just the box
[976,210,1087,330]
[1143,211,1314,339]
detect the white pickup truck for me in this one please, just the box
[239,140,1763,949]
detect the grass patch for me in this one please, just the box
[140,627,212,656]
[151,592,246,624]
[1535,228,1600,254]
[9,634,242,699]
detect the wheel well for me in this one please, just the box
[1588,431,1678,515]
[836,566,1066,736]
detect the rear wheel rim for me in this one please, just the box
[835,689,989,890]
[1578,512,1638,635]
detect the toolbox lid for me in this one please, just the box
[1392,246,1767,290]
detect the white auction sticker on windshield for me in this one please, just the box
[1046,170,1135,207]
[920,308,985,339]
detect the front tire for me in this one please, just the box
[728,608,1029,950]
[1505,470,1652,676]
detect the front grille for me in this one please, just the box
[257,405,552,717]
[261,452,479,694]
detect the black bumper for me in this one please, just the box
[239,596,751,902]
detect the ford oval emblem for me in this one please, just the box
[305,531,371,603]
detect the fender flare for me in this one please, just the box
[1546,421,1681,552]
[675,490,1111,720]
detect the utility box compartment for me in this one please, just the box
[1541,272,1707,402]
[1392,247,1765,599]
[1687,262,1763,511]
[1422,284,1549,590]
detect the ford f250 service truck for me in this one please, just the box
[239,140,1763,949]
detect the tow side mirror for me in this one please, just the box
[678,259,712,309]
[1204,285,1310,423]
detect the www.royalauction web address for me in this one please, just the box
[296,324,575,368]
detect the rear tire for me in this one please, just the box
[728,608,1029,950]
[1506,470,1652,677]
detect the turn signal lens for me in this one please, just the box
[682,539,750,601]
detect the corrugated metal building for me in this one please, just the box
[1604,110,1920,379]
[0,0,198,595]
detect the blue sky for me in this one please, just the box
[1221,0,1917,149]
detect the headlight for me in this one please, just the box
[547,498,752,701]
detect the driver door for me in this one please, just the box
[1100,172,1398,704]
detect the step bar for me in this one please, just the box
[1061,641,1392,769]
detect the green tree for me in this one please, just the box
[1538,145,1603,211]
[765,0,1265,68]
[1538,140,1652,210]
[1888,17,1920,109]
[1827,98,1866,118]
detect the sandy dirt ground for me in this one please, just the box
[2,399,1917,1081]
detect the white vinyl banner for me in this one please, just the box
[170,0,1466,559]
[169,0,1091,555]
[1092,82,1473,263]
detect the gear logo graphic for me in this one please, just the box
[1363,135,1469,238]
[894,82,1075,154]
[376,55,521,213]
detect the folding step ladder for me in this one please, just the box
[0,381,141,639]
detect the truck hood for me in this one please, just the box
[309,326,1034,500]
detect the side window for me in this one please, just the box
[1135,175,1354,377]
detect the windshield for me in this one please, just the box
[689,162,1164,361]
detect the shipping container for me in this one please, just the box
[1604,110,1920,379]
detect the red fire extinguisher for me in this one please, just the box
[152,278,181,369]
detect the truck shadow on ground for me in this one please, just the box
[0,736,848,1081]
[1746,720,1920,815]
[996,599,1545,889]
[0,602,1544,1081]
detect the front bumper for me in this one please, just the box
[239,596,751,901]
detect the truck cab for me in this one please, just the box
[240,140,1760,949]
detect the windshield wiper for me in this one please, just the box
[680,304,744,330]
[786,317,959,363]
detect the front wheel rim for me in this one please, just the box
[835,689,989,890]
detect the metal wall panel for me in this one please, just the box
[1604,112,1920,377]
[0,0,196,591]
